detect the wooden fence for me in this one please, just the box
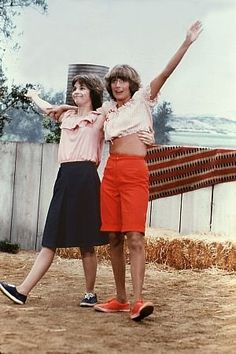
[0,141,235,250]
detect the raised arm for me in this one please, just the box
[150,21,203,99]
[25,89,54,114]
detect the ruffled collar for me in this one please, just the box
[61,110,101,130]
[108,92,138,114]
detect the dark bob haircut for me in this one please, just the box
[104,64,141,100]
[71,74,104,110]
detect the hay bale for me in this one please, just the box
[56,228,236,271]
[56,245,111,262]
[145,228,236,271]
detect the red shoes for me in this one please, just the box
[130,300,154,321]
[94,298,130,313]
[94,298,154,321]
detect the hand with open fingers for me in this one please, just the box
[46,106,64,120]
[186,20,203,44]
[138,130,155,146]
[25,88,41,99]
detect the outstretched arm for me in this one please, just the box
[25,89,54,114]
[150,21,203,99]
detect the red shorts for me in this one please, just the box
[100,154,149,233]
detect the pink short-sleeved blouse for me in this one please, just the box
[58,110,105,165]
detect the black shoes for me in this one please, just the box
[0,281,27,304]
[80,293,98,307]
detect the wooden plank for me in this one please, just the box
[0,142,16,241]
[36,143,59,250]
[211,182,236,237]
[150,194,182,231]
[180,187,212,234]
[11,143,42,249]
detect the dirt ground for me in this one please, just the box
[0,251,236,354]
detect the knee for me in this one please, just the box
[127,233,144,252]
[109,232,124,248]
[80,247,95,257]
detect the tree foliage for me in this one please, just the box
[0,0,48,137]
[3,104,43,142]
[2,88,64,142]
[42,118,61,143]
[42,90,64,144]
[0,0,47,40]
[0,81,38,137]
[152,101,175,144]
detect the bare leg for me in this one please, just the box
[109,232,127,303]
[80,247,97,293]
[17,247,55,296]
[126,232,145,302]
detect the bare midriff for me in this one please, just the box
[109,133,147,157]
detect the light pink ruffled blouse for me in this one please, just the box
[100,85,159,142]
[58,110,105,165]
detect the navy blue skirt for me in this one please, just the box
[42,161,109,249]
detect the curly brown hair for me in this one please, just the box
[72,74,104,110]
[104,64,141,100]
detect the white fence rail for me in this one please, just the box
[0,141,235,250]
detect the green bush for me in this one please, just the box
[0,240,20,254]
